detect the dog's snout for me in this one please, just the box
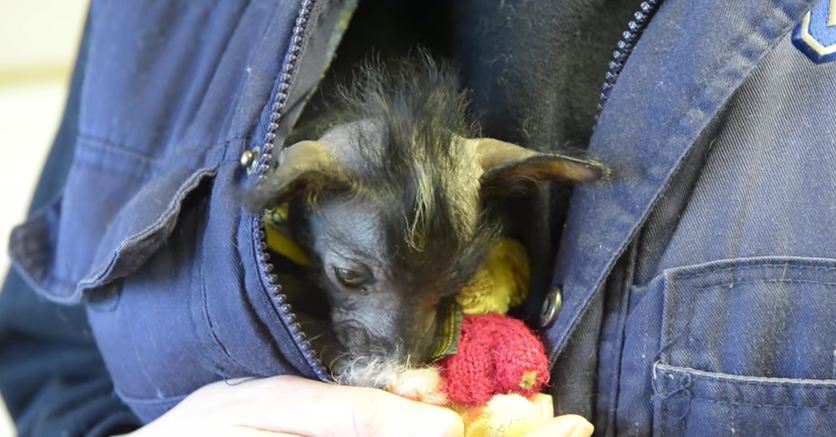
[335,321,372,350]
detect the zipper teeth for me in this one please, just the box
[254,0,315,178]
[255,219,330,379]
[253,0,330,380]
[595,0,662,118]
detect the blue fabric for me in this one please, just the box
[0,12,142,435]
[8,0,349,422]
[546,0,817,360]
[548,0,836,434]
[5,0,836,434]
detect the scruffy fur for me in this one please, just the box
[248,55,604,388]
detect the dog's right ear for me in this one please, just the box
[463,137,609,195]
[245,140,350,211]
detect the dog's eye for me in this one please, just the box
[333,266,372,290]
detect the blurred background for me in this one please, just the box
[0,0,90,435]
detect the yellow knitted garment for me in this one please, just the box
[263,205,311,267]
[456,238,530,315]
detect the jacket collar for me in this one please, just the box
[546,0,817,361]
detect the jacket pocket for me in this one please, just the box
[651,257,836,436]
[9,136,216,304]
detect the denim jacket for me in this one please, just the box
[7,0,835,435]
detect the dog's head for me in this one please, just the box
[247,58,606,387]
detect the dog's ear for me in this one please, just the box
[464,137,608,195]
[245,140,350,211]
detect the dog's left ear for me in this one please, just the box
[245,140,350,211]
[464,137,608,194]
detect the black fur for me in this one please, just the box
[248,56,509,386]
[263,55,501,294]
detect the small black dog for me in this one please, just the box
[247,56,605,388]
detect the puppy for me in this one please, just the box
[247,55,605,389]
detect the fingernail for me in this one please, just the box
[568,418,594,437]
[423,408,463,437]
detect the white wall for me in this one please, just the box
[0,1,90,436]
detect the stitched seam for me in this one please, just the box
[78,132,251,163]
[200,263,249,374]
[675,262,836,280]
[696,278,836,290]
[78,134,160,164]
[113,386,188,405]
[656,364,836,387]
[692,397,836,410]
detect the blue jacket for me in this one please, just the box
[3,0,835,435]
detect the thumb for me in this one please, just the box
[350,397,464,437]
[527,414,594,437]
[246,376,464,437]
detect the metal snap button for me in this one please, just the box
[239,149,255,168]
[239,147,260,174]
[540,286,563,328]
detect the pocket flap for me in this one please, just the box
[9,164,214,304]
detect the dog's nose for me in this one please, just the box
[335,322,372,350]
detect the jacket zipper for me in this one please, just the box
[595,0,663,119]
[248,1,313,178]
[255,218,330,379]
[252,0,331,380]
[251,0,663,381]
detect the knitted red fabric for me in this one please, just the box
[439,314,550,405]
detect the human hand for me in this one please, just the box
[121,375,464,437]
[390,370,594,437]
[525,414,594,437]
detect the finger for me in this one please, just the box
[526,414,594,437]
[234,426,305,437]
[239,376,463,437]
